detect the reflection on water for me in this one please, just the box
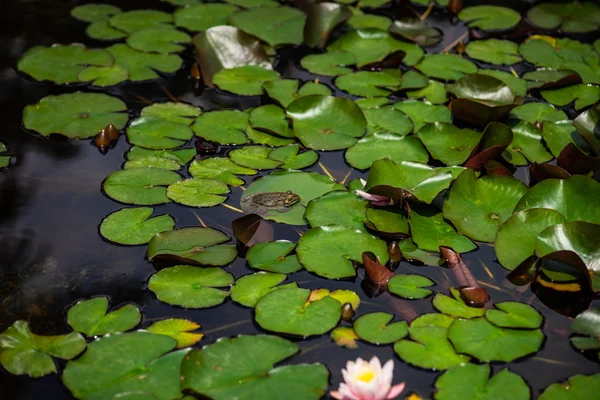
[1,0,598,399]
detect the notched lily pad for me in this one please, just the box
[127,27,191,54]
[100,207,175,245]
[300,51,356,77]
[147,318,204,348]
[103,168,182,205]
[458,6,521,31]
[229,6,306,47]
[246,240,303,274]
[353,312,408,344]
[231,272,298,307]
[388,274,435,299]
[166,178,230,207]
[213,65,279,96]
[67,297,141,336]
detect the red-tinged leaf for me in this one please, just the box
[362,251,393,285]
[530,72,583,95]
[458,286,489,307]
[231,213,274,247]
[507,255,540,286]
[529,162,570,184]
[485,160,512,176]
[440,247,488,307]
[360,50,407,71]
[450,98,520,128]
[448,0,463,15]
[557,143,600,175]
[464,122,513,170]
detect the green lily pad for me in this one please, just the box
[23,92,128,139]
[477,69,528,97]
[287,95,366,151]
[364,207,410,237]
[174,4,239,32]
[229,6,306,47]
[269,145,319,169]
[263,79,332,108]
[166,178,230,207]
[100,207,175,245]
[398,70,429,91]
[255,287,341,336]
[147,318,203,348]
[416,54,477,81]
[231,272,298,307]
[345,133,429,170]
[362,107,414,136]
[523,68,582,89]
[109,10,173,33]
[541,84,600,111]
[353,312,408,344]
[0,321,86,378]
[399,238,443,265]
[17,44,113,84]
[300,51,356,76]
[348,13,392,30]
[510,102,568,124]
[503,120,553,165]
[390,17,442,47]
[181,335,328,400]
[297,225,388,278]
[246,127,294,147]
[571,308,600,353]
[442,168,528,242]
[536,221,600,272]
[448,317,544,362]
[305,191,368,230]
[140,102,200,125]
[108,44,183,81]
[392,100,453,131]
[249,105,292,138]
[225,0,279,7]
[388,274,435,299]
[539,373,600,400]
[458,6,521,31]
[229,146,281,169]
[147,227,237,266]
[71,4,122,22]
[127,147,196,165]
[213,65,279,95]
[192,110,249,145]
[448,73,518,105]
[335,70,400,97]
[67,297,141,336]
[433,288,485,319]
[246,240,303,274]
[127,116,193,150]
[126,158,181,171]
[63,331,186,400]
[541,120,585,157]
[466,39,522,65]
[485,302,543,329]
[435,364,530,400]
[495,209,567,270]
[148,265,233,308]
[189,157,256,186]
[416,122,482,166]
[409,204,477,253]
[304,2,353,48]
[78,65,129,87]
[407,80,448,104]
[103,168,181,205]
[127,27,191,54]
[86,20,128,40]
[527,1,600,33]
[573,105,600,153]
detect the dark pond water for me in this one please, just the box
[0,0,598,398]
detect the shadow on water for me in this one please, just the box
[0,0,599,399]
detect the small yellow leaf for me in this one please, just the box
[309,288,330,303]
[331,327,359,349]
[329,290,360,310]
[526,35,557,48]
[147,318,203,348]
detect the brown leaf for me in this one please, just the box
[464,122,513,171]
[458,286,489,307]
[362,251,392,285]
[507,255,540,286]
[485,160,512,176]
[448,0,463,14]
[231,214,274,247]
[557,142,600,175]
[529,162,570,184]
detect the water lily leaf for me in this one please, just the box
[304,3,353,48]
[365,160,465,204]
[573,104,600,153]
[358,0,390,6]
[433,288,485,319]
[364,207,410,237]
[229,146,281,169]
[127,147,196,164]
[305,191,368,230]
[541,84,600,111]
[485,302,543,329]
[181,335,328,399]
[388,274,435,299]
[300,51,356,76]
[448,317,544,362]
[392,100,453,131]
[0,321,86,378]
[536,221,600,273]
[571,308,600,351]
[311,289,360,309]
[127,27,191,54]
[109,10,173,33]
[410,0,449,5]
[528,1,600,33]
[241,170,344,225]
[103,168,181,205]
[515,175,600,224]
[398,70,429,91]
[495,209,567,270]
[192,26,271,87]
[458,6,521,30]
[477,69,528,97]
[100,207,174,245]
[213,65,280,95]
[246,127,295,146]
[147,227,237,266]
[399,238,442,265]
[127,116,193,150]
[435,364,530,400]
[353,312,408,344]
[510,102,568,125]
[390,17,442,47]
[448,73,517,105]
[18,44,113,84]
[192,110,249,145]
[356,97,390,108]
[539,373,600,400]
[345,133,429,170]
[226,0,278,7]
[543,120,588,158]
[348,14,392,30]
[189,157,256,186]
[147,318,203,348]
[409,204,477,253]
[407,80,448,104]
[263,79,332,108]
[416,54,477,81]
[256,287,341,336]
[149,265,233,308]
[466,39,521,65]
[174,4,239,32]
[331,327,359,349]
[86,20,128,40]
[231,272,298,307]
[269,145,319,169]
[249,105,292,138]
[287,95,366,150]
[166,178,229,207]
[328,28,424,67]
[71,4,121,22]
[63,331,186,400]
[416,122,482,166]
[230,6,306,46]
[363,107,414,136]
[247,240,303,274]
[107,44,183,81]
[23,92,128,139]
[335,70,400,97]
[67,298,140,336]
[140,102,199,126]
[297,225,388,278]
[442,169,528,242]
[503,120,553,165]
[77,65,129,87]
[523,68,582,90]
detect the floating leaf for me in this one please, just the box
[573,105,600,153]
[128,147,196,164]
[399,238,442,265]
[103,168,181,205]
[249,105,292,138]
[407,80,448,104]
[398,70,429,91]
[331,327,359,349]
[231,272,298,307]
[300,51,356,76]
[304,3,352,48]
[305,191,368,230]
[416,54,477,81]
[510,102,567,125]
[348,14,392,30]
[148,266,233,308]
[174,4,239,32]
[392,100,453,131]
[541,84,600,111]
[364,207,410,237]
[246,240,303,274]
[523,68,582,90]
[353,312,408,344]
[213,65,280,95]
[390,17,442,47]
[78,65,129,87]
[67,298,140,336]
[166,178,229,207]
[539,373,600,400]
[485,302,543,329]
[433,288,485,319]
[225,0,279,7]
[147,318,203,348]
[345,133,428,170]
[0,321,86,378]
[503,120,553,165]
[189,157,256,186]
[192,110,249,145]
[246,127,294,147]
[363,107,414,136]
[269,145,319,169]
[127,27,191,54]
[335,70,400,97]
[100,207,174,245]
[229,146,281,169]
[127,116,193,150]
[142,100,199,124]
[527,1,600,33]
[458,6,521,30]
[416,122,482,166]
[388,274,435,299]
[128,157,182,171]
[109,10,173,33]
[71,4,122,22]
[86,20,127,40]
[263,79,331,108]
[477,69,528,97]
[466,39,521,65]
[108,44,183,81]
[230,6,306,47]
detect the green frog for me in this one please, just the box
[241,191,301,215]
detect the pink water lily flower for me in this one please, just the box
[330,357,406,400]
[355,179,394,207]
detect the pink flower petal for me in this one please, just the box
[386,382,406,399]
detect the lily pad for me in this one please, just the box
[416,122,482,166]
[527,1,600,33]
[147,227,237,266]
[407,80,448,104]
[362,107,414,136]
[166,178,229,207]
[399,238,442,265]
[477,69,528,97]
[335,70,400,97]
[297,225,388,278]
[458,6,521,31]
[305,191,368,230]
[109,10,173,33]
[416,54,477,81]
[249,105,292,138]
[86,20,128,40]
[103,168,181,205]
[229,6,306,47]
[466,39,522,65]
[433,288,485,319]
[392,100,453,131]
[108,44,183,81]
[174,4,239,32]
[300,51,356,76]
[127,147,196,165]
[398,70,429,91]
[189,157,256,186]
[503,120,553,165]
[127,116,193,150]
[231,272,298,307]
[23,92,128,139]
[192,110,249,145]
[364,207,410,237]
[246,127,295,147]
[263,79,332,108]
[124,156,178,171]
[353,312,408,344]
[229,146,281,169]
[148,265,233,308]
[485,302,543,329]
[390,18,442,47]
[348,14,392,30]
[147,318,204,348]
[127,27,191,54]
[541,84,600,111]
[225,0,279,7]
[0,321,86,378]
[573,105,600,153]
[269,145,319,169]
[510,102,568,125]
[246,240,303,274]
[388,274,435,299]
[304,3,353,48]
[213,65,280,96]
[78,65,129,87]
[255,287,341,336]
[536,221,600,272]
[442,168,528,242]
[71,4,122,22]
[539,373,600,400]
[100,207,175,245]
[345,133,429,170]
[67,297,141,336]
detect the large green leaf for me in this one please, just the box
[67,298,141,336]
[174,4,239,32]
[353,312,408,344]
[300,51,356,76]
[100,207,174,246]
[406,80,448,104]
[189,157,256,186]
[107,44,183,81]
[362,107,414,136]
[528,1,600,33]
[269,145,319,169]
[416,123,482,166]
[305,191,367,230]
[478,69,528,97]
[466,39,521,65]
[345,133,428,170]
[510,102,568,125]
[127,27,190,54]
[392,100,453,131]
[71,4,122,22]
[229,6,306,46]
[109,10,172,33]
[416,54,477,81]
[485,302,543,329]
[458,6,521,30]
[246,241,303,274]
[103,168,182,205]
[541,84,600,111]
[433,288,485,319]
[166,178,230,207]
[503,120,553,165]
[192,110,249,145]
[127,116,193,150]
[539,373,600,400]
[213,65,279,95]
[387,274,435,299]
[231,272,298,307]
[335,70,400,97]
[263,79,332,108]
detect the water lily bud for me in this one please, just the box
[341,302,355,322]
[94,130,111,149]
[104,124,119,140]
